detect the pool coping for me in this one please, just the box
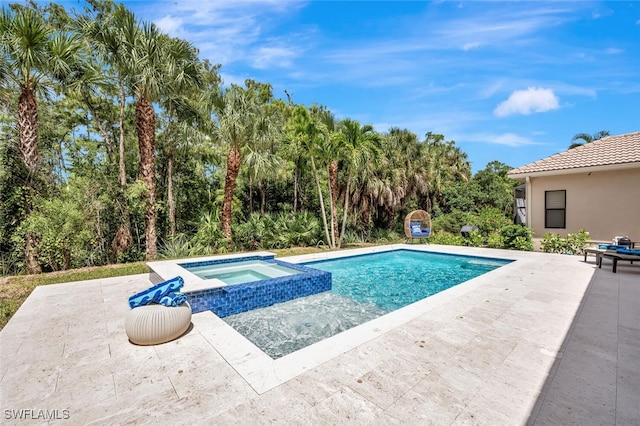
[148,251,278,291]
[190,243,524,394]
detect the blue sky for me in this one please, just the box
[74,1,640,172]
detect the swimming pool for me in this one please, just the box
[224,249,511,359]
[182,259,301,285]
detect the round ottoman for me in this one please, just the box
[125,303,192,345]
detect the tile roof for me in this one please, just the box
[508,131,640,177]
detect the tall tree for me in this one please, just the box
[76,0,141,259]
[0,4,80,272]
[213,81,277,242]
[285,105,333,247]
[335,119,380,247]
[569,130,610,149]
[120,19,201,260]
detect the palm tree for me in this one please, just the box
[0,6,79,178]
[213,81,278,242]
[120,19,202,260]
[313,107,340,248]
[569,130,610,149]
[285,105,333,247]
[335,119,380,247]
[424,132,470,210]
[0,5,80,273]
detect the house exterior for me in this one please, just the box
[507,131,640,242]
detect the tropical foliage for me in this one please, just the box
[0,1,532,276]
[541,229,590,254]
[568,130,610,149]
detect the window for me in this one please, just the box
[545,190,566,228]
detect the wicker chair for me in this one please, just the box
[404,210,432,242]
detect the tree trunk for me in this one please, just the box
[111,87,133,261]
[112,221,133,261]
[167,147,176,237]
[25,232,41,275]
[311,157,332,248]
[328,159,339,248]
[339,174,351,248]
[260,184,265,215]
[18,87,39,177]
[222,146,242,241]
[118,87,127,188]
[135,96,157,261]
[248,175,254,214]
[18,87,42,273]
[362,198,372,241]
[83,93,113,163]
[293,165,299,213]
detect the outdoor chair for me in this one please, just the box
[404,210,431,243]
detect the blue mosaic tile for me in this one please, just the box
[185,259,331,318]
[179,254,275,269]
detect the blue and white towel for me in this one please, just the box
[128,276,184,308]
[158,292,188,307]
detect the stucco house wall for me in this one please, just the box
[527,167,640,241]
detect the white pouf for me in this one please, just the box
[125,302,192,345]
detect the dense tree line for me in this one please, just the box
[0,1,520,275]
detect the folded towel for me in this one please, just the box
[128,276,184,308]
[158,292,188,307]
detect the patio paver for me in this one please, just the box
[1,245,638,425]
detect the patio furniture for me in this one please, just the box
[583,244,623,263]
[404,210,431,242]
[125,302,192,345]
[598,248,640,273]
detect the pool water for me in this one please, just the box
[224,250,511,359]
[309,250,509,311]
[183,259,301,285]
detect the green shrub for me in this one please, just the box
[487,232,504,249]
[470,207,512,236]
[190,210,227,253]
[463,230,484,247]
[500,224,533,251]
[431,210,473,234]
[341,230,366,245]
[159,234,215,259]
[11,194,104,271]
[541,229,589,254]
[371,228,402,243]
[429,232,465,246]
[234,211,322,250]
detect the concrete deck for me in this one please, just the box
[1,245,638,425]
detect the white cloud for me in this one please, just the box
[250,45,298,69]
[155,15,184,36]
[462,42,481,51]
[466,133,540,147]
[605,47,623,54]
[494,87,560,117]
[491,133,537,146]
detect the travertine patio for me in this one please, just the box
[1,244,638,425]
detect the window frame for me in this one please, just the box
[545,190,566,229]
